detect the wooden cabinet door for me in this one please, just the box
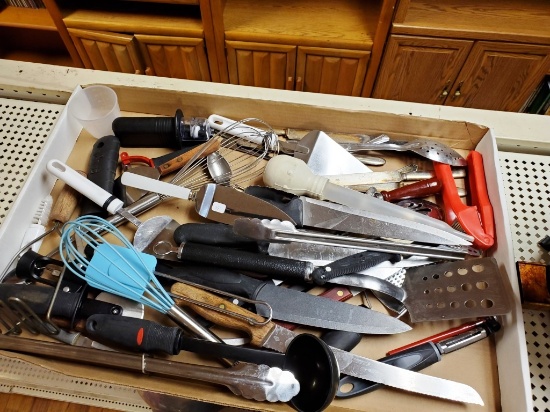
[447,41,550,111]
[135,35,210,81]
[68,28,145,73]
[373,35,473,103]
[226,41,296,89]
[296,47,370,96]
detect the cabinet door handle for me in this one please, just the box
[451,81,464,101]
[295,77,303,91]
[145,67,154,76]
[439,80,451,99]
[286,76,294,89]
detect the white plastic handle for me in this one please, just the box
[121,172,192,200]
[46,159,124,215]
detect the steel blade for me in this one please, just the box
[261,324,483,405]
[254,283,410,334]
[300,197,472,245]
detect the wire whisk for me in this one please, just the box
[170,118,278,195]
[59,216,223,344]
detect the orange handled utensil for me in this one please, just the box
[433,152,494,250]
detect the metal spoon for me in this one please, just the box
[207,151,232,184]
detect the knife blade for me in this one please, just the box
[157,265,410,334]
[234,217,475,259]
[263,155,473,245]
[171,282,484,405]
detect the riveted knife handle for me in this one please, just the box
[160,264,262,299]
[156,140,220,176]
[336,342,441,398]
[173,223,259,250]
[80,135,121,217]
[178,242,313,282]
[86,314,182,355]
[380,177,442,202]
[244,186,304,226]
[311,251,401,285]
[171,282,276,348]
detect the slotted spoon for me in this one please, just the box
[340,136,467,166]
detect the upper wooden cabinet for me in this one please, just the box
[226,41,296,89]
[375,0,550,111]
[373,35,472,103]
[216,0,395,95]
[226,41,370,95]
[136,35,210,80]
[374,35,550,111]
[68,28,145,74]
[447,42,550,111]
[296,47,370,96]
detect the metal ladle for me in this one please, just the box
[206,151,232,184]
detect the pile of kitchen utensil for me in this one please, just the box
[0,112,511,412]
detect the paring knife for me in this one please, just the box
[170,282,484,405]
[157,265,411,334]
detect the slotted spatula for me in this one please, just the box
[400,257,513,322]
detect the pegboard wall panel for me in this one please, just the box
[0,98,61,225]
[499,152,550,412]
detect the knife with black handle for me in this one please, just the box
[173,223,261,251]
[336,317,501,398]
[173,241,397,285]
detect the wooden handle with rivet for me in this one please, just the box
[157,140,220,176]
[171,282,275,348]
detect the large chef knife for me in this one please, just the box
[156,265,410,334]
[243,186,470,246]
[171,282,484,405]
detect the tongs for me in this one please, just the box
[433,151,494,250]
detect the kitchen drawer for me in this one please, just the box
[0,83,535,412]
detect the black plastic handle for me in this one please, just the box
[160,264,264,299]
[244,186,304,226]
[86,314,182,355]
[312,251,401,285]
[0,285,121,320]
[173,223,259,250]
[177,242,313,282]
[336,342,441,398]
[80,135,121,217]
[321,330,362,351]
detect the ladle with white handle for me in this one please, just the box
[263,155,473,245]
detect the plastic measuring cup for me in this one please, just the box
[68,85,120,139]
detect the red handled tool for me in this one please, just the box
[433,151,494,250]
